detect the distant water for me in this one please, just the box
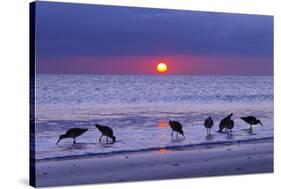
[35,75,273,160]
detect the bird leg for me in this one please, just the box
[106,137,108,143]
[176,132,178,140]
[99,135,103,143]
[171,131,173,138]
[73,138,76,144]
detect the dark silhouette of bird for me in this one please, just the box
[218,113,233,133]
[95,124,116,144]
[56,128,88,144]
[225,119,234,136]
[241,116,263,132]
[204,117,214,135]
[168,120,185,140]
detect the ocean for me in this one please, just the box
[34,75,273,160]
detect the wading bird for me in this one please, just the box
[96,124,116,144]
[56,128,88,144]
[241,116,263,132]
[218,113,233,133]
[169,120,185,140]
[204,117,214,135]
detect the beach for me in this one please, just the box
[35,138,273,187]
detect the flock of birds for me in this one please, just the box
[56,114,263,145]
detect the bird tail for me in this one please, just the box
[95,124,101,129]
[240,117,246,121]
[227,113,233,119]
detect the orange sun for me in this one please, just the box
[157,63,168,73]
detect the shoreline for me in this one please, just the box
[36,137,273,162]
[35,138,273,187]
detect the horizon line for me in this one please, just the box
[35,73,273,76]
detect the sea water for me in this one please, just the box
[34,75,273,160]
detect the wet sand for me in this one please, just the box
[35,139,273,187]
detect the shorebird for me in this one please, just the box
[225,119,234,136]
[169,120,185,140]
[204,117,214,135]
[241,116,263,132]
[95,124,116,144]
[56,128,88,144]
[218,113,233,133]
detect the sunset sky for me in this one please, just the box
[35,1,273,75]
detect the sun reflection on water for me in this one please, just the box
[158,149,171,153]
[158,120,168,128]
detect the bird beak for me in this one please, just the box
[56,138,61,144]
[260,122,263,127]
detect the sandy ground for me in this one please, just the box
[35,139,273,187]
